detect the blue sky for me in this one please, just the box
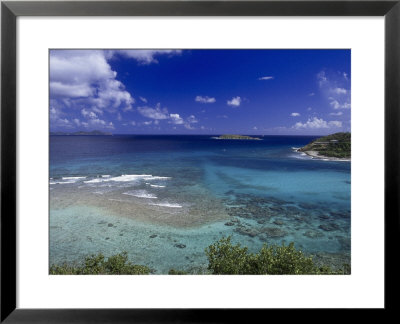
[50,49,350,135]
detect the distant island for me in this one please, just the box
[50,130,112,136]
[213,134,262,140]
[296,132,351,161]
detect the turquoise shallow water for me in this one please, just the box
[50,135,350,273]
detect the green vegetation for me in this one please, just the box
[50,252,151,275]
[50,238,350,275]
[205,236,349,275]
[299,132,351,158]
[216,134,261,140]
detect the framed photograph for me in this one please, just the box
[1,0,398,321]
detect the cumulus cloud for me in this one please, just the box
[258,76,274,80]
[137,102,199,129]
[50,82,94,98]
[195,96,216,103]
[137,103,169,120]
[291,112,300,117]
[169,113,184,125]
[293,117,342,129]
[139,97,148,103]
[50,50,134,129]
[81,108,98,119]
[227,96,241,107]
[50,104,74,129]
[107,50,182,65]
[73,118,81,126]
[169,114,199,129]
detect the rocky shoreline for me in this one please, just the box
[293,148,351,162]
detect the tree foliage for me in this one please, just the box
[50,252,151,275]
[205,236,347,275]
[50,238,350,275]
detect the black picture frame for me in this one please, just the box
[1,0,399,322]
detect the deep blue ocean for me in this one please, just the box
[50,135,351,273]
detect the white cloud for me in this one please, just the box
[317,71,328,87]
[308,93,315,97]
[169,114,184,124]
[139,97,147,103]
[50,50,134,129]
[137,102,198,128]
[258,76,274,80]
[329,99,341,109]
[307,107,312,111]
[137,103,169,120]
[294,117,343,130]
[195,96,216,103]
[50,105,74,129]
[328,121,342,127]
[329,111,343,116]
[107,50,182,65]
[317,70,351,111]
[187,115,198,124]
[73,118,81,126]
[253,126,258,130]
[92,107,103,115]
[184,124,195,130]
[81,108,98,119]
[89,118,114,129]
[332,87,347,95]
[342,103,351,109]
[329,98,351,110]
[291,112,300,117]
[50,82,94,98]
[227,96,241,107]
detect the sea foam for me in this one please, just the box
[84,174,171,184]
[62,176,86,180]
[123,190,157,199]
[150,202,182,208]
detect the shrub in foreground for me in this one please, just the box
[50,252,151,275]
[205,236,347,275]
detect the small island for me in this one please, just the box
[213,134,262,140]
[296,132,351,161]
[50,130,112,136]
